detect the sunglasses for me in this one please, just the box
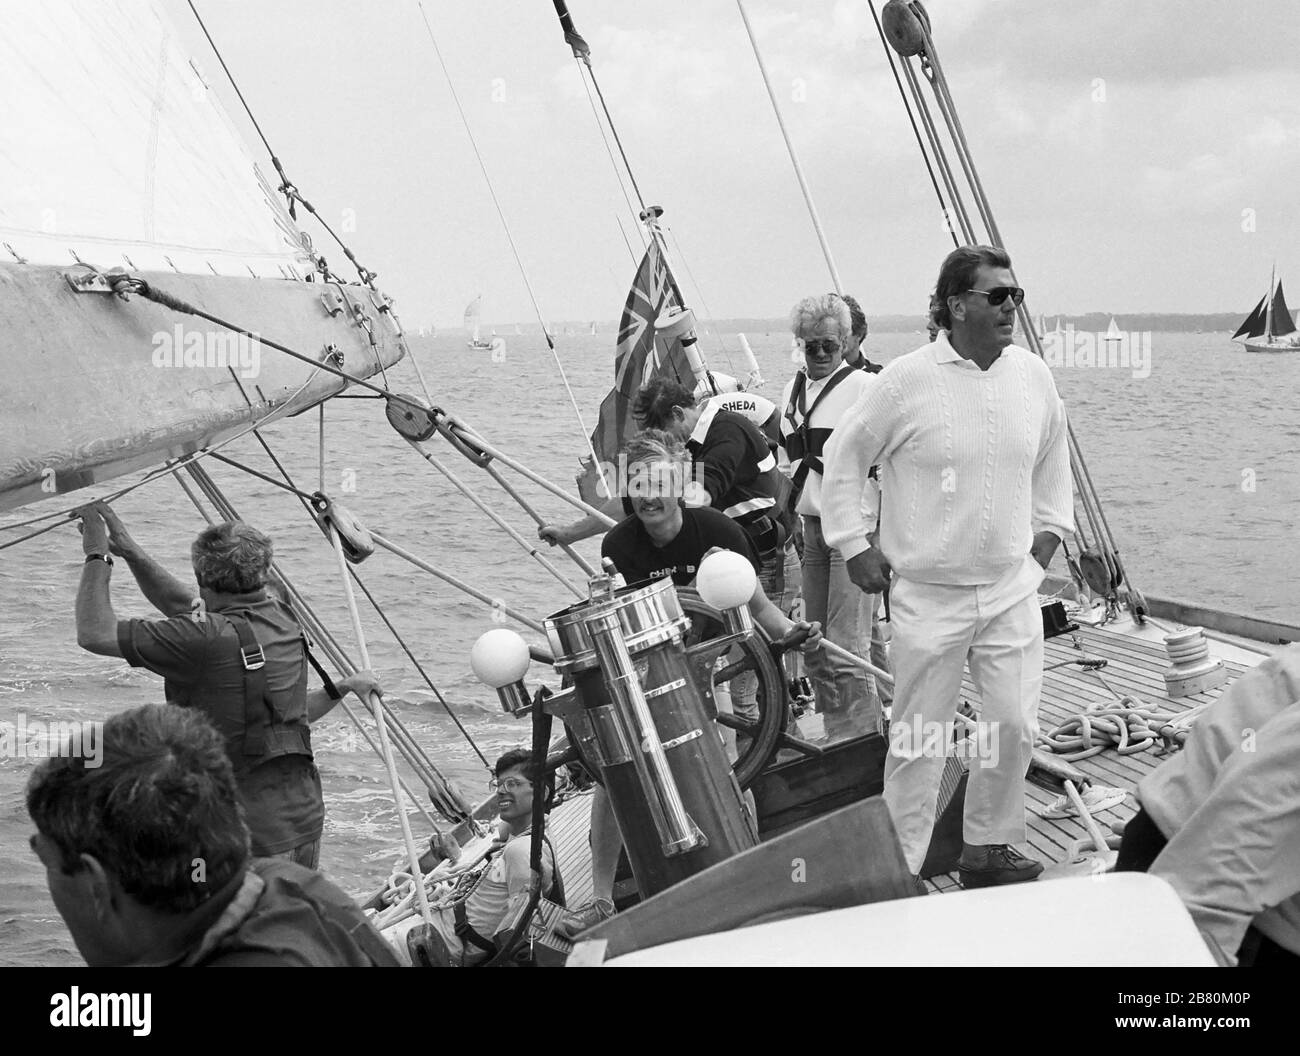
[801,338,840,357]
[964,286,1025,307]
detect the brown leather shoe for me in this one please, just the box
[958,844,1044,889]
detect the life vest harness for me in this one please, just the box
[452,833,564,962]
[781,365,855,506]
[213,612,313,767]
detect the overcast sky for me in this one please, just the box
[163,0,1300,328]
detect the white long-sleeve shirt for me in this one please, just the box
[820,332,1073,586]
[776,364,877,518]
[1139,646,1300,965]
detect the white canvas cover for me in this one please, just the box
[0,0,311,277]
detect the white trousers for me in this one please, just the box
[884,556,1045,872]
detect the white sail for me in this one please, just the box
[0,0,309,278]
[1104,316,1122,342]
[464,295,483,343]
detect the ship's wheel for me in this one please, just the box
[561,588,788,790]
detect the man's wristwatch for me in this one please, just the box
[84,552,114,567]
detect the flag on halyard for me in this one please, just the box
[577,240,688,503]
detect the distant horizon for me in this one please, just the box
[421,309,1263,334]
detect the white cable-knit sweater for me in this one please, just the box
[821,332,1074,586]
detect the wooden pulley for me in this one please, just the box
[385,393,438,441]
[882,1,927,57]
[310,492,375,564]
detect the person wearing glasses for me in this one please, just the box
[820,245,1073,889]
[417,748,559,966]
[781,293,881,742]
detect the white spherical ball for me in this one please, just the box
[696,549,758,610]
[470,628,531,687]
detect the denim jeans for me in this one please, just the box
[728,544,788,724]
[800,515,881,738]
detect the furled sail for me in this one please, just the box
[1233,295,1268,339]
[1270,282,1296,337]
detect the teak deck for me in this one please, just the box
[542,611,1264,914]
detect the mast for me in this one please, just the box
[1265,265,1275,340]
[736,0,844,294]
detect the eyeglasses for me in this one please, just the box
[801,338,840,357]
[489,777,532,793]
[964,286,1024,307]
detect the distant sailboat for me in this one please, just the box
[1104,316,1123,345]
[514,324,522,336]
[465,294,493,349]
[1233,269,1299,352]
[589,321,597,335]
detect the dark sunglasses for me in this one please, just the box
[801,338,840,357]
[964,286,1025,307]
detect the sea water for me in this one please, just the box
[2,329,1297,965]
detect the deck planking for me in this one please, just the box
[924,617,1253,892]
[543,616,1261,910]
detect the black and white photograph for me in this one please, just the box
[0,0,1295,1018]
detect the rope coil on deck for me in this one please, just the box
[1038,695,1198,762]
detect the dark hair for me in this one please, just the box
[930,245,1012,330]
[191,521,273,593]
[494,748,555,806]
[632,377,696,431]
[840,293,868,338]
[26,704,249,914]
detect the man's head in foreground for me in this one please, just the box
[27,703,249,966]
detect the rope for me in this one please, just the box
[236,430,494,772]
[1038,695,1201,762]
[865,0,958,250]
[181,458,478,811]
[415,3,608,495]
[575,56,648,256]
[664,224,735,370]
[875,2,1145,618]
[327,521,436,928]
[736,0,843,294]
[186,0,380,297]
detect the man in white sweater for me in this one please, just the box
[780,293,880,740]
[820,246,1074,887]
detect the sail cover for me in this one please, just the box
[0,1,311,277]
[1233,295,1267,339]
[1271,282,1296,337]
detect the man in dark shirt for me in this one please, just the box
[540,377,785,565]
[27,703,400,966]
[74,502,379,866]
[559,430,822,938]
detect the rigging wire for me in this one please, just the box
[663,224,735,370]
[415,2,611,501]
[736,0,843,294]
[237,428,494,769]
[575,56,649,256]
[170,466,461,805]
[865,0,958,251]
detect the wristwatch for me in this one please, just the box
[84,552,114,567]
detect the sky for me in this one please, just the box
[159,0,1300,328]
